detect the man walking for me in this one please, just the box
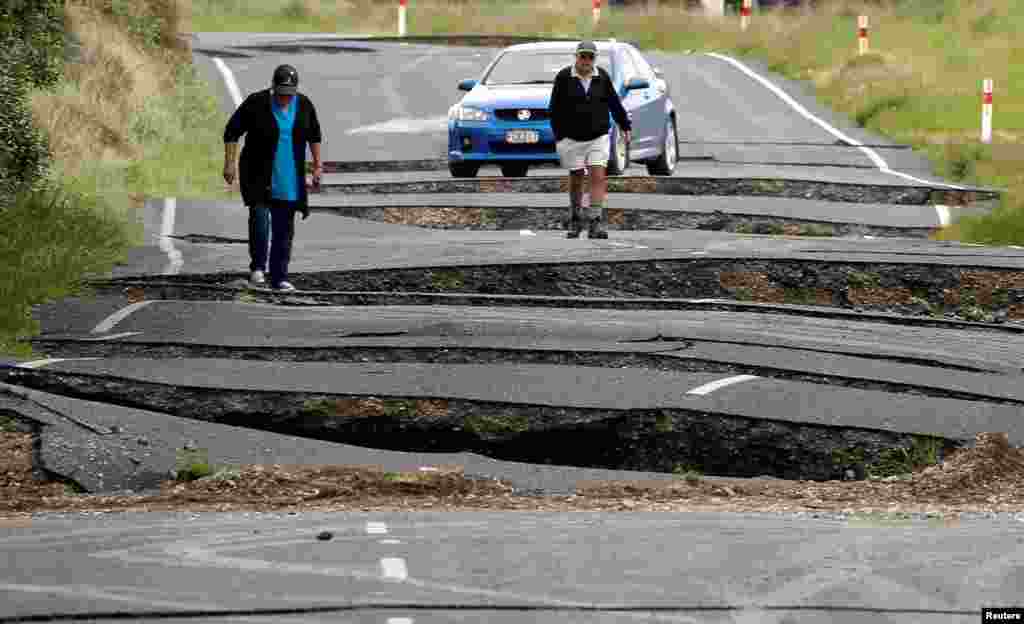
[548,40,631,239]
[223,64,323,291]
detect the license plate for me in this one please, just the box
[506,130,539,144]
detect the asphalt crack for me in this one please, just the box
[2,366,959,481]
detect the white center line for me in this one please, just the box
[366,522,388,535]
[686,374,760,396]
[379,539,402,545]
[91,302,154,334]
[380,557,408,581]
[705,53,964,191]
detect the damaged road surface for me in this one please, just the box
[5,32,1024,624]
[10,299,1024,490]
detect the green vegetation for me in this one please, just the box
[464,414,530,435]
[431,269,466,290]
[382,399,417,418]
[832,436,944,479]
[868,435,943,477]
[175,447,215,481]
[846,271,881,289]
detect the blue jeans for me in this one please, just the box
[248,201,295,287]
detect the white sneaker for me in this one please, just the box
[249,270,266,285]
[274,281,296,292]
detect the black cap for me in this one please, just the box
[272,64,299,95]
[576,41,597,55]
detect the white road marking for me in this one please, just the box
[934,204,951,226]
[380,557,409,581]
[346,116,449,135]
[686,374,760,396]
[519,229,537,236]
[379,539,402,545]
[387,619,414,624]
[16,358,100,370]
[705,53,964,190]
[366,522,388,535]
[83,331,143,341]
[91,301,154,334]
[212,57,243,108]
[158,198,183,275]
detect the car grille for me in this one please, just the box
[494,108,550,121]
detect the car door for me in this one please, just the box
[624,46,663,158]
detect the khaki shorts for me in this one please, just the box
[556,134,610,171]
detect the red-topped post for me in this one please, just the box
[982,79,993,143]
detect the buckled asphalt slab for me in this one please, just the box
[10,292,1024,488]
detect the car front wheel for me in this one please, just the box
[449,162,480,178]
[647,117,678,176]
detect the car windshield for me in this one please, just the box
[482,50,611,85]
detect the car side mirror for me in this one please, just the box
[458,79,478,91]
[625,77,650,91]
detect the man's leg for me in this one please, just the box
[268,201,297,288]
[587,164,608,239]
[248,204,270,280]
[567,168,585,238]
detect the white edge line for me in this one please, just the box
[704,53,965,191]
[934,204,952,227]
[212,57,243,109]
[686,374,760,396]
[83,331,143,342]
[158,197,183,276]
[91,301,154,334]
[17,358,101,370]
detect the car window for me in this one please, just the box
[482,51,612,85]
[628,48,654,80]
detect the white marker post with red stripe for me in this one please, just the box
[740,0,752,31]
[982,79,993,144]
[592,0,601,26]
[858,15,869,55]
[398,0,407,36]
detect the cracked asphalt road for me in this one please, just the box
[4,31,1023,623]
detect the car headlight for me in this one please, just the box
[449,105,489,122]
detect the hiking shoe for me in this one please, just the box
[273,281,297,292]
[249,270,266,285]
[587,219,608,239]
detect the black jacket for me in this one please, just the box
[548,65,631,142]
[223,89,322,211]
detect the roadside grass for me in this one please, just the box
[0,1,234,357]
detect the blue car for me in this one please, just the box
[447,39,678,178]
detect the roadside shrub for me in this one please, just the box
[0,0,65,207]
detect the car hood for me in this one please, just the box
[461,84,553,110]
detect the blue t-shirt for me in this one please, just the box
[271,96,299,202]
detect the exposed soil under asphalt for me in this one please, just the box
[4,430,1023,516]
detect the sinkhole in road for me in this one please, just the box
[6,365,963,483]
